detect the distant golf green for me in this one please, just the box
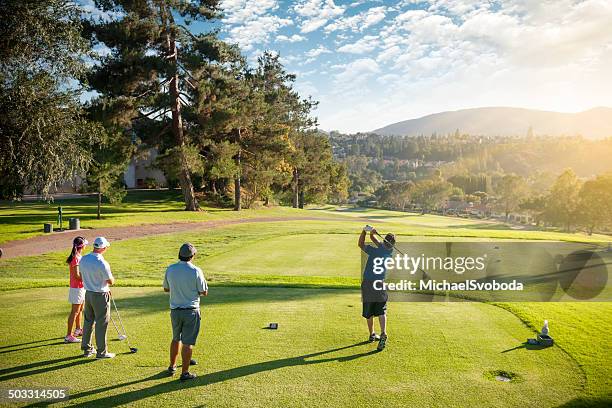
[206,233,359,277]
[0,198,610,406]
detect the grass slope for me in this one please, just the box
[0,204,610,405]
[0,287,588,408]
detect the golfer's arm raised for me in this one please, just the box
[358,229,367,250]
[370,229,382,247]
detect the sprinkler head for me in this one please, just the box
[129,347,138,353]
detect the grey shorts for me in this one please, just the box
[170,308,201,346]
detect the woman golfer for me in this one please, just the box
[65,236,88,343]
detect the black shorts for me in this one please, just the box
[362,302,387,318]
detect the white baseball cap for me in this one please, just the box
[93,236,111,249]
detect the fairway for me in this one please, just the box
[5,1,612,406]
[0,203,610,406]
[206,233,359,277]
[0,287,586,407]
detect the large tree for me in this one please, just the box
[577,173,612,235]
[0,0,99,199]
[85,0,225,210]
[201,57,265,210]
[495,174,528,221]
[544,169,582,231]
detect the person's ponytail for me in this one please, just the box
[66,245,77,264]
[67,236,88,264]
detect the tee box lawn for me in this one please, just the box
[0,191,610,407]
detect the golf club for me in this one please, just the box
[109,313,127,341]
[110,292,138,353]
[371,229,430,280]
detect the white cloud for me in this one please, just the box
[337,35,380,54]
[376,45,401,63]
[221,0,278,24]
[333,58,380,85]
[222,0,292,50]
[277,34,307,43]
[294,0,345,33]
[324,6,387,33]
[220,0,612,132]
[305,45,332,58]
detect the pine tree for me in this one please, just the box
[85,0,224,210]
[0,0,100,199]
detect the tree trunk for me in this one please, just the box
[299,190,304,209]
[234,128,241,211]
[97,181,101,220]
[166,9,199,211]
[292,168,299,208]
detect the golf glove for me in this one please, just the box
[363,225,373,232]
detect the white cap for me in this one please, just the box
[93,236,111,249]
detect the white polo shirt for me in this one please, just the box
[80,252,113,293]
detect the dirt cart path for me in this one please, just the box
[0,216,365,260]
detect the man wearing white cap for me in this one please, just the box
[79,236,115,358]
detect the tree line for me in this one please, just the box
[335,133,612,234]
[0,0,349,211]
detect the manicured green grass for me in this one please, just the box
[2,192,608,244]
[0,287,594,407]
[0,190,339,244]
[496,302,612,398]
[0,205,610,406]
[2,219,605,292]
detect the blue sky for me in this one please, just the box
[83,0,612,133]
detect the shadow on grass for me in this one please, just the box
[0,341,66,355]
[0,337,63,350]
[501,342,550,353]
[54,342,377,407]
[555,396,612,407]
[112,286,353,314]
[0,355,94,381]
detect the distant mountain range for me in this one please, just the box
[371,107,612,138]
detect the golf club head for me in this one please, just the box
[129,347,138,353]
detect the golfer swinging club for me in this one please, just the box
[163,243,208,381]
[79,237,115,358]
[358,225,395,351]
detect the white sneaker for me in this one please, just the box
[64,335,80,343]
[96,352,116,359]
[83,349,96,357]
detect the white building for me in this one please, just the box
[123,148,167,189]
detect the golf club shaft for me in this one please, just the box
[372,230,429,278]
[110,293,134,349]
[109,313,123,337]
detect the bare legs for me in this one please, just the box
[379,314,387,337]
[67,303,83,337]
[366,314,387,336]
[367,317,374,335]
[75,304,83,331]
[170,340,180,368]
[170,340,193,374]
[181,344,193,374]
